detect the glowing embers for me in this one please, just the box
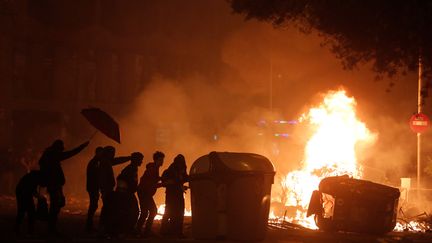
[394,221,431,232]
[394,211,432,232]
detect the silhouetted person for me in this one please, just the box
[38,139,89,234]
[117,152,143,194]
[98,146,131,230]
[15,170,42,235]
[116,152,143,233]
[160,154,189,238]
[85,146,104,232]
[102,181,131,238]
[103,152,143,238]
[136,151,165,236]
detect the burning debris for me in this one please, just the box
[395,210,432,233]
[271,89,377,228]
[307,175,400,234]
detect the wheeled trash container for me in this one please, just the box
[190,152,275,241]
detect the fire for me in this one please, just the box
[154,204,166,221]
[275,89,376,228]
[394,221,431,232]
[154,204,191,220]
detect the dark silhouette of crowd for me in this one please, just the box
[13,139,190,239]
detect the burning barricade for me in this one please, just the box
[307,175,400,234]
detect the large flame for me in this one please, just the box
[276,89,376,228]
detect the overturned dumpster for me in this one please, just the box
[189,152,275,241]
[307,175,400,234]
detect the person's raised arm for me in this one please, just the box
[111,155,131,166]
[59,141,89,161]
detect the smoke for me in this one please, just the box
[55,0,432,211]
[115,74,289,206]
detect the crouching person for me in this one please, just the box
[15,170,43,235]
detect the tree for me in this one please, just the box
[229,0,432,83]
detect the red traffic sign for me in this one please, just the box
[409,113,430,133]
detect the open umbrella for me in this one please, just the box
[81,107,121,143]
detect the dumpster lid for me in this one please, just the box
[190,151,275,174]
[319,175,400,199]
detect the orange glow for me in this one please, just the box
[394,221,431,232]
[154,204,191,220]
[275,89,376,228]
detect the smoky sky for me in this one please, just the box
[9,0,432,204]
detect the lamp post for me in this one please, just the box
[417,55,422,198]
[269,59,273,112]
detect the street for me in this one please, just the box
[1,195,432,243]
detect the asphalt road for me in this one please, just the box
[1,195,432,243]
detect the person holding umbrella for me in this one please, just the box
[81,107,134,234]
[38,139,89,234]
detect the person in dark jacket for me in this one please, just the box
[85,146,104,232]
[38,139,89,234]
[117,152,143,194]
[14,170,42,235]
[98,146,132,230]
[104,152,143,237]
[136,151,165,236]
[160,154,189,238]
[98,146,131,196]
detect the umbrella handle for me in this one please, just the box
[89,130,98,140]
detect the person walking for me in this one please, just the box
[85,146,104,232]
[160,154,189,238]
[136,151,165,237]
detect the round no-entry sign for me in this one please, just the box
[409,113,430,133]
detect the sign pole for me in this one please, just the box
[417,55,422,199]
